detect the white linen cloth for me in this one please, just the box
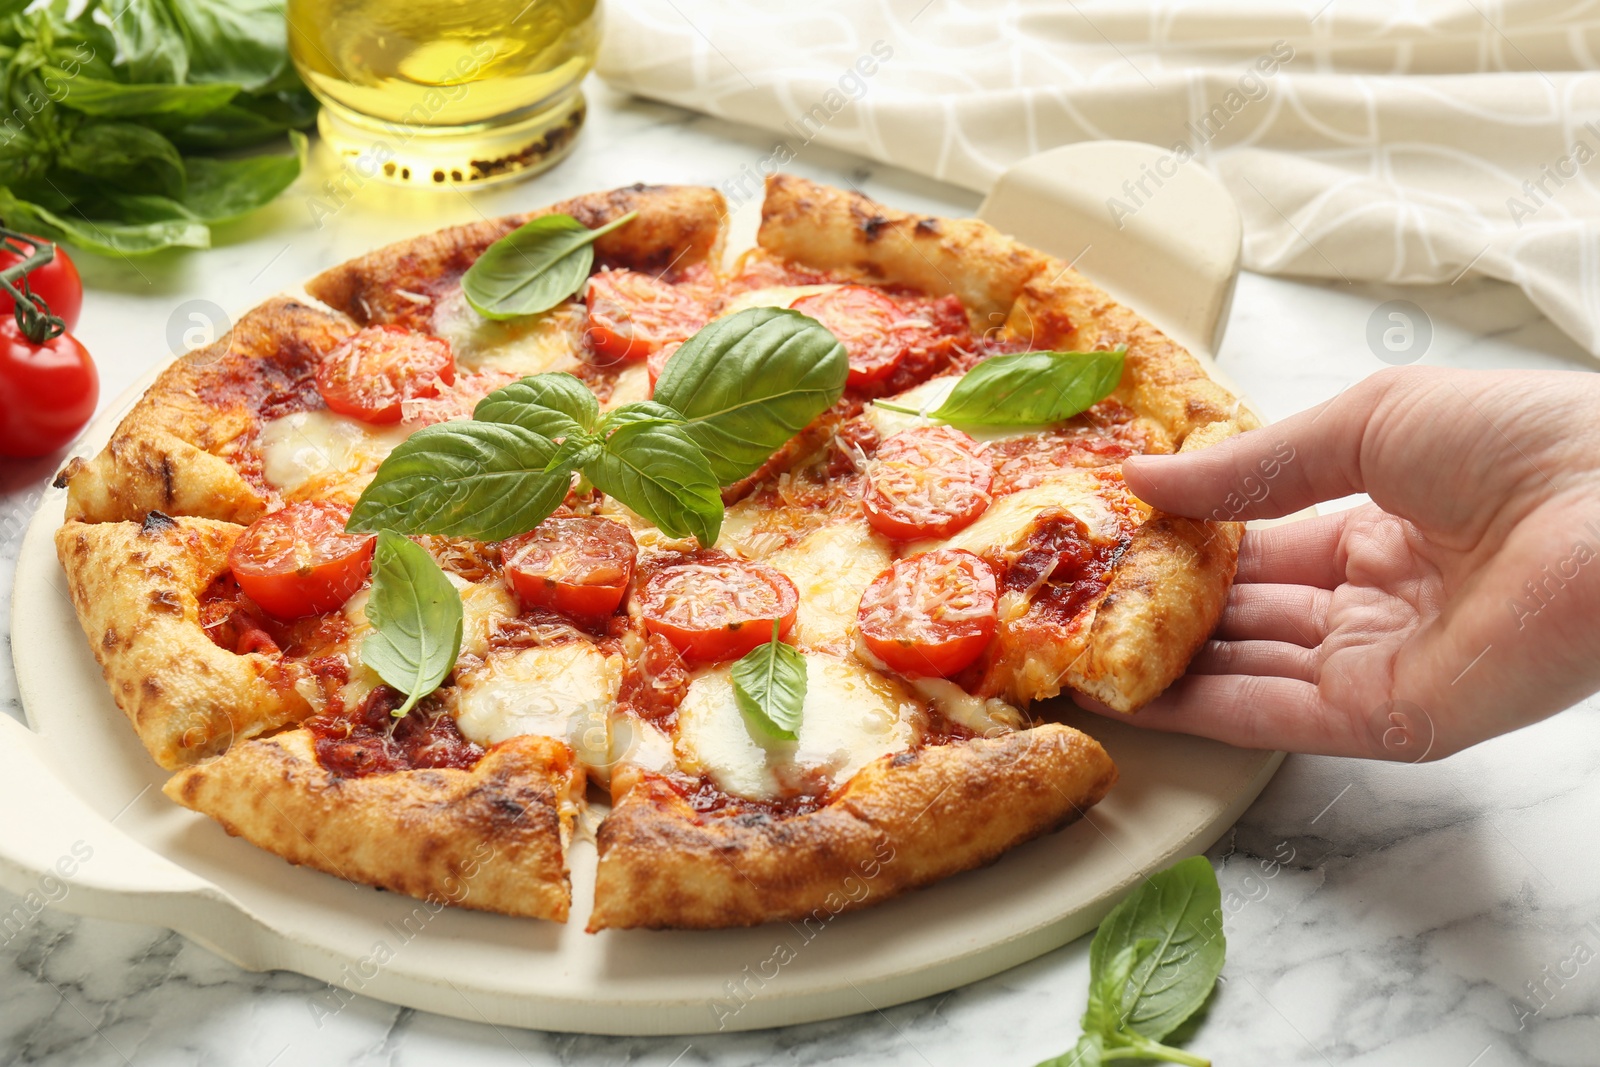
[596,0,1600,356]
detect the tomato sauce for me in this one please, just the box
[616,633,691,725]
[197,574,350,658]
[307,686,484,779]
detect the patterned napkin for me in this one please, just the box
[597,0,1600,357]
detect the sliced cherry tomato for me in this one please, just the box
[645,340,681,396]
[858,549,998,678]
[315,325,455,424]
[502,517,638,618]
[229,502,376,620]
[641,558,799,662]
[0,236,81,331]
[791,285,911,387]
[585,269,709,362]
[0,321,97,458]
[863,426,993,540]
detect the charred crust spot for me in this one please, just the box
[141,510,177,535]
[53,457,85,489]
[101,627,120,651]
[889,751,918,769]
[148,588,183,614]
[178,772,206,804]
[159,456,175,505]
[914,217,940,235]
[861,215,890,241]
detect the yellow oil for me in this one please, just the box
[288,0,599,185]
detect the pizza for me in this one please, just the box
[51,176,1252,929]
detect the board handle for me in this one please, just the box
[0,712,218,922]
[977,140,1242,358]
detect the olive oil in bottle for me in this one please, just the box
[288,0,599,186]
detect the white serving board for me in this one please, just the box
[1,142,1282,1035]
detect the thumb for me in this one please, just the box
[1122,393,1368,521]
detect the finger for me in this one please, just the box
[1215,583,1333,646]
[1189,639,1320,683]
[1073,674,1367,756]
[1122,387,1375,521]
[1234,513,1350,589]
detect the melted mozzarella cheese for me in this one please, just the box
[608,713,678,776]
[448,574,520,659]
[431,287,587,377]
[603,361,650,409]
[260,410,409,497]
[715,283,839,320]
[929,472,1132,557]
[910,677,1026,735]
[764,521,893,653]
[673,653,922,801]
[453,643,620,772]
[867,376,1052,445]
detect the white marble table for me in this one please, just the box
[3,82,1598,1067]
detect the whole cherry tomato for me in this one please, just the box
[0,236,81,331]
[0,320,98,458]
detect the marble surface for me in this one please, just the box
[4,81,1600,1067]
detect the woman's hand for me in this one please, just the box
[1085,367,1600,760]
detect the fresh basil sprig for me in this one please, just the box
[652,306,849,484]
[731,622,807,740]
[362,532,464,719]
[349,307,847,546]
[462,211,639,320]
[877,349,1125,427]
[1038,856,1224,1067]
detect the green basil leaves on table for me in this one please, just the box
[731,622,808,740]
[0,0,315,255]
[877,349,1125,427]
[362,531,465,719]
[462,211,639,320]
[1038,855,1225,1067]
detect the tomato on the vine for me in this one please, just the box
[0,320,97,458]
[0,236,81,332]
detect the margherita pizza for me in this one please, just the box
[52,176,1251,929]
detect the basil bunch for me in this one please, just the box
[1038,856,1225,1067]
[348,306,849,547]
[0,0,315,254]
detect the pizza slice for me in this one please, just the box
[51,174,1251,928]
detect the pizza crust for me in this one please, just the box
[55,515,308,770]
[163,730,580,922]
[588,723,1116,931]
[57,297,357,526]
[305,183,728,328]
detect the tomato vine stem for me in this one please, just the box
[0,228,65,343]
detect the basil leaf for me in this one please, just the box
[0,187,209,254]
[362,532,464,718]
[917,350,1124,427]
[49,74,239,119]
[651,307,848,484]
[475,372,600,440]
[1089,855,1224,1042]
[543,433,603,474]
[181,133,304,221]
[731,622,806,740]
[462,210,638,321]
[586,419,723,545]
[601,400,684,432]
[59,122,187,199]
[347,423,576,542]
